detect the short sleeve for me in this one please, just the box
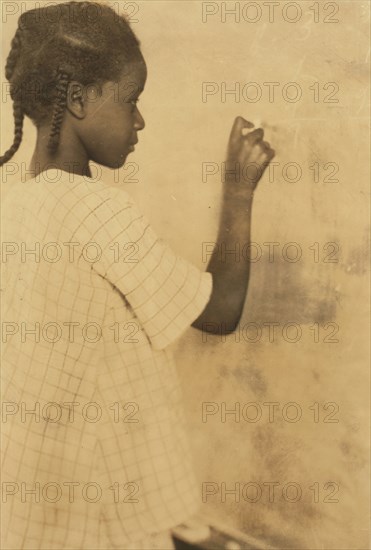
[73,186,212,350]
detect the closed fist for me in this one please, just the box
[226,116,275,190]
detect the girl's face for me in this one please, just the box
[79,59,147,168]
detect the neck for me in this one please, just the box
[29,125,91,179]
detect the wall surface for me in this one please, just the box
[1,1,370,548]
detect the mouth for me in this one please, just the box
[128,140,138,153]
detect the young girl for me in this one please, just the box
[0,2,275,549]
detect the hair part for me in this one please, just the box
[0,1,142,166]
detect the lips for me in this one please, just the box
[127,138,138,154]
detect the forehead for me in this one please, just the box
[118,60,147,92]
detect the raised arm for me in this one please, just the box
[192,116,275,334]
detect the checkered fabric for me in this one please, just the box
[1,169,212,549]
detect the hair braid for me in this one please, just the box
[0,100,24,167]
[0,29,24,167]
[5,28,22,82]
[47,71,70,153]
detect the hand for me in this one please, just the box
[226,116,275,192]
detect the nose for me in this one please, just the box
[134,107,145,131]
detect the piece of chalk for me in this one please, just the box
[242,120,262,136]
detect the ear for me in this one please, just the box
[66,82,86,119]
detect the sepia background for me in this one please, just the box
[1,1,370,548]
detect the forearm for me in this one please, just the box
[192,181,254,333]
[192,116,275,334]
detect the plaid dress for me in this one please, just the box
[1,169,212,549]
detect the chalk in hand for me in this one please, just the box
[241,119,262,136]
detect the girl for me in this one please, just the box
[0,2,275,549]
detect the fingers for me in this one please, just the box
[233,116,255,132]
[261,141,275,159]
[245,127,264,144]
[262,148,276,163]
[230,116,254,145]
[258,143,276,170]
[249,137,276,167]
[227,116,276,175]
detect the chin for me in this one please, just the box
[115,156,128,168]
[90,147,130,169]
[97,156,128,170]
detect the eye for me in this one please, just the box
[130,98,139,109]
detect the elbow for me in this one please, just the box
[200,316,241,335]
[222,322,239,334]
[192,300,244,335]
[221,317,240,334]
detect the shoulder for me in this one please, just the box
[61,177,146,243]
[44,170,139,218]
[47,172,135,208]
[4,169,136,212]
[32,170,143,238]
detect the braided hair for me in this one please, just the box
[1,29,24,165]
[0,2,142,166]
[47,71,70,153]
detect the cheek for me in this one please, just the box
[97,111,132,148]
[81,102,133,166]
[91,120,131,166]
[88,101,131,136]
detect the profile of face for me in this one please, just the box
[69,59,147,168]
